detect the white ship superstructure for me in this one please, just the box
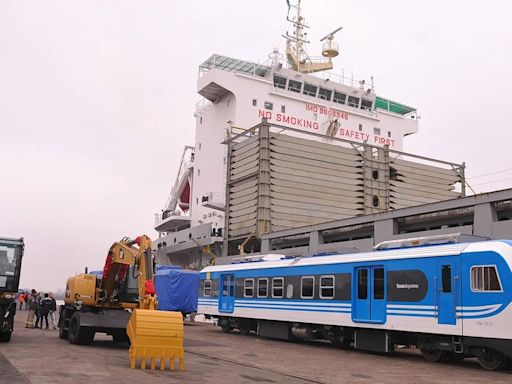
[154,1,463,268]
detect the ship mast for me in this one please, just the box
[284,0,341,74]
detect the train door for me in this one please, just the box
[437,263,457,325]
[352,265,386,324]
[218,273,235,313]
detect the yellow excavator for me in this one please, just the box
[58,235,185,370]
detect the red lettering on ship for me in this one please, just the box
[305,103,349,120]
[258,109,319,130]
[339,128,396,148]
[373,135,396,148]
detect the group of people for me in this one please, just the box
[19,290,58,330]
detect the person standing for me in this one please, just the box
[25,290,36,328]
[48,292,57,330]
[40,293,52,330]
[18,293,25,310]
[34,293,42,329]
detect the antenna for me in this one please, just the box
[284,0,339,73]
[320,26,343,42]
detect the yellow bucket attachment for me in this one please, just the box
[126,309,185,370]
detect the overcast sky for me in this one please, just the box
[1,0,511,291]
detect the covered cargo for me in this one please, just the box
[155,266,199,314]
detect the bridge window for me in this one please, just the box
[288,80,302,93]
[273,75,287,89]
[348,96,360,108]
[319,87,332,101]
[320,276,335,299]
[471,266,502,292]
[301,276,314,299]
[333,91,346,104]
[252,99,257,106]
[361,99,373,111]
[272,277,284,298]
[203,280,212,297]
[257,278,268,297]
[244,279,254,297]
[264,101,273,111]
[303,83,317,97]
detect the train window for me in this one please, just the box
[229,275,234,296]
[272,277,284,298]
[374,268,384,300]
[471,266,502,292]
[357,269,368,299]
[204,280,212,297]
[244,279,254,297]
[442,265,451,293]
[320,276,335,299]
[258,278,268,297]
[286,284,293,299]
[301,276,314,299]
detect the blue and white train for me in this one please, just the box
[198,235,512,370]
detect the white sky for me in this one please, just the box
[1,0,511,291]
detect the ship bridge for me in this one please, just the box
[198,54,270,102]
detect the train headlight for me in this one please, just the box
[3,294,12,300]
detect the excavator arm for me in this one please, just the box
[100,235,185,370]
[100,235,157,310]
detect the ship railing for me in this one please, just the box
[194,98,213,116]
[154,210,190,229]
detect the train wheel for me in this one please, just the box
[478,349,505,370]
[221,323,233,333]
[420,348,444,362]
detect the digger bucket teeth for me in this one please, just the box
[126,309,185,370]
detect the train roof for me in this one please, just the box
[201,240,512,273]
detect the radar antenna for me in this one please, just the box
[283,0,341,73]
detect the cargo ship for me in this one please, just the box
[153,0,464,268]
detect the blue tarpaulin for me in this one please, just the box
[155,266,199,314]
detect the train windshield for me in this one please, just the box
[0,244,22,292]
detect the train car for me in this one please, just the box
[198,234,512,370]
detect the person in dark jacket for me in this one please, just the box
[39,293,52,330]
[34,293,42,328]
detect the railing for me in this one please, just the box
[194,98,213,116]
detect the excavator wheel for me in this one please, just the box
[126,309,185,370]
[67,312,95,345]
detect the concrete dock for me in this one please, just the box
[1,312,511,384]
